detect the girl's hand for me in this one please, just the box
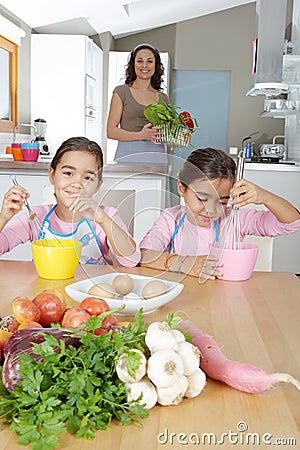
[230,178,269,208]
[0,185,29,223]
[184,255,223,280]
[69,197,107,224]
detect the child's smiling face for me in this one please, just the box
[178,177,232,227]
[49,150,101,210]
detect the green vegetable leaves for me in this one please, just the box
[0,309,149,449]
[144,94,181,127]
[144,94,197,131]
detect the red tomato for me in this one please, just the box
[94,314,118,335]
[103,314,117,328]
[61,307,91,328]
[93,327,109,336]
[179,111,194,130]
[32,292,64,327]
[38,289,67,310]
[11,296,41,324]
[79,297,110,316]
[18,321,43,330]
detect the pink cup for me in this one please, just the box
[210,242,258,281]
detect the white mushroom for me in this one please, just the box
[184,368,207,398]
[145,321,178,353]
[156,375,188,406]
[147,349,184,388]
[125,376,157,409]
[116,349,147,383]
[176,341,201,376]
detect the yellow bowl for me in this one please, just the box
[32,239,82,280]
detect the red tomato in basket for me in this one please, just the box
[179,111,194,130]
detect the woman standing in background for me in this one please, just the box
[107,43,169,164]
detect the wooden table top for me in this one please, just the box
[0,261,299,449]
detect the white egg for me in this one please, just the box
[112,274,134,296]
[88,283,116,299]
[142,280,167,300]
[123,292,140,301]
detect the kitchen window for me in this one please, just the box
[0,35,18,133]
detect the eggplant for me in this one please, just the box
[2,327,83,392]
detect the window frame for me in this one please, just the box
[0,35,18,133]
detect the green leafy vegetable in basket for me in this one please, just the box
[144,94,198,131]
[144,95,198,148]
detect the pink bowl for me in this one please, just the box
[210,242,258,281]
[21,147,40,162]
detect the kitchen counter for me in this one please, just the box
[0,262,299,449]
[0,158,170,174]
[245,161,300,171]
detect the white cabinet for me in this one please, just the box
[31,35,103,154]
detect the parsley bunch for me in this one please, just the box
[0,310,149,449]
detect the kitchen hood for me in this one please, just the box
[246,0,288,96]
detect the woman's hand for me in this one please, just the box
[139,123,162,143]
[0,185,29,225]
[230,178,269,208]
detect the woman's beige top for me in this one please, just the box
[113,84,170,132]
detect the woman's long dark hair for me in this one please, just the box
[125,44,164,90]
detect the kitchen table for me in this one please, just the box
[0,261,299,450]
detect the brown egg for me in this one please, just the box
[112,274,134,296]
[142,280,167,300]
[88,283,116,299]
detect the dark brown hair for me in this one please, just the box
[50,136,103,178]
[179,148,236,186]
[125,44,164,90]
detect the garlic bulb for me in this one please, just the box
[172,329,185,344]
[156,375,188,406]
[185,368,206,398]
[145,321,178,353]
[176,341,201,376]
[116,349,147,383]
[147,349,184,388]
[125,377,157,409]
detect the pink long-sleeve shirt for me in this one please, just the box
[0,204,140,267]
[139,205,300,256]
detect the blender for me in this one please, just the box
[34,118,49,155]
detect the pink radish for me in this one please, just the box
[178,320,300,394]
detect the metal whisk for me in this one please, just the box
[231,149,245,249]
[216,149,245,250]
[10,175,63,246]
